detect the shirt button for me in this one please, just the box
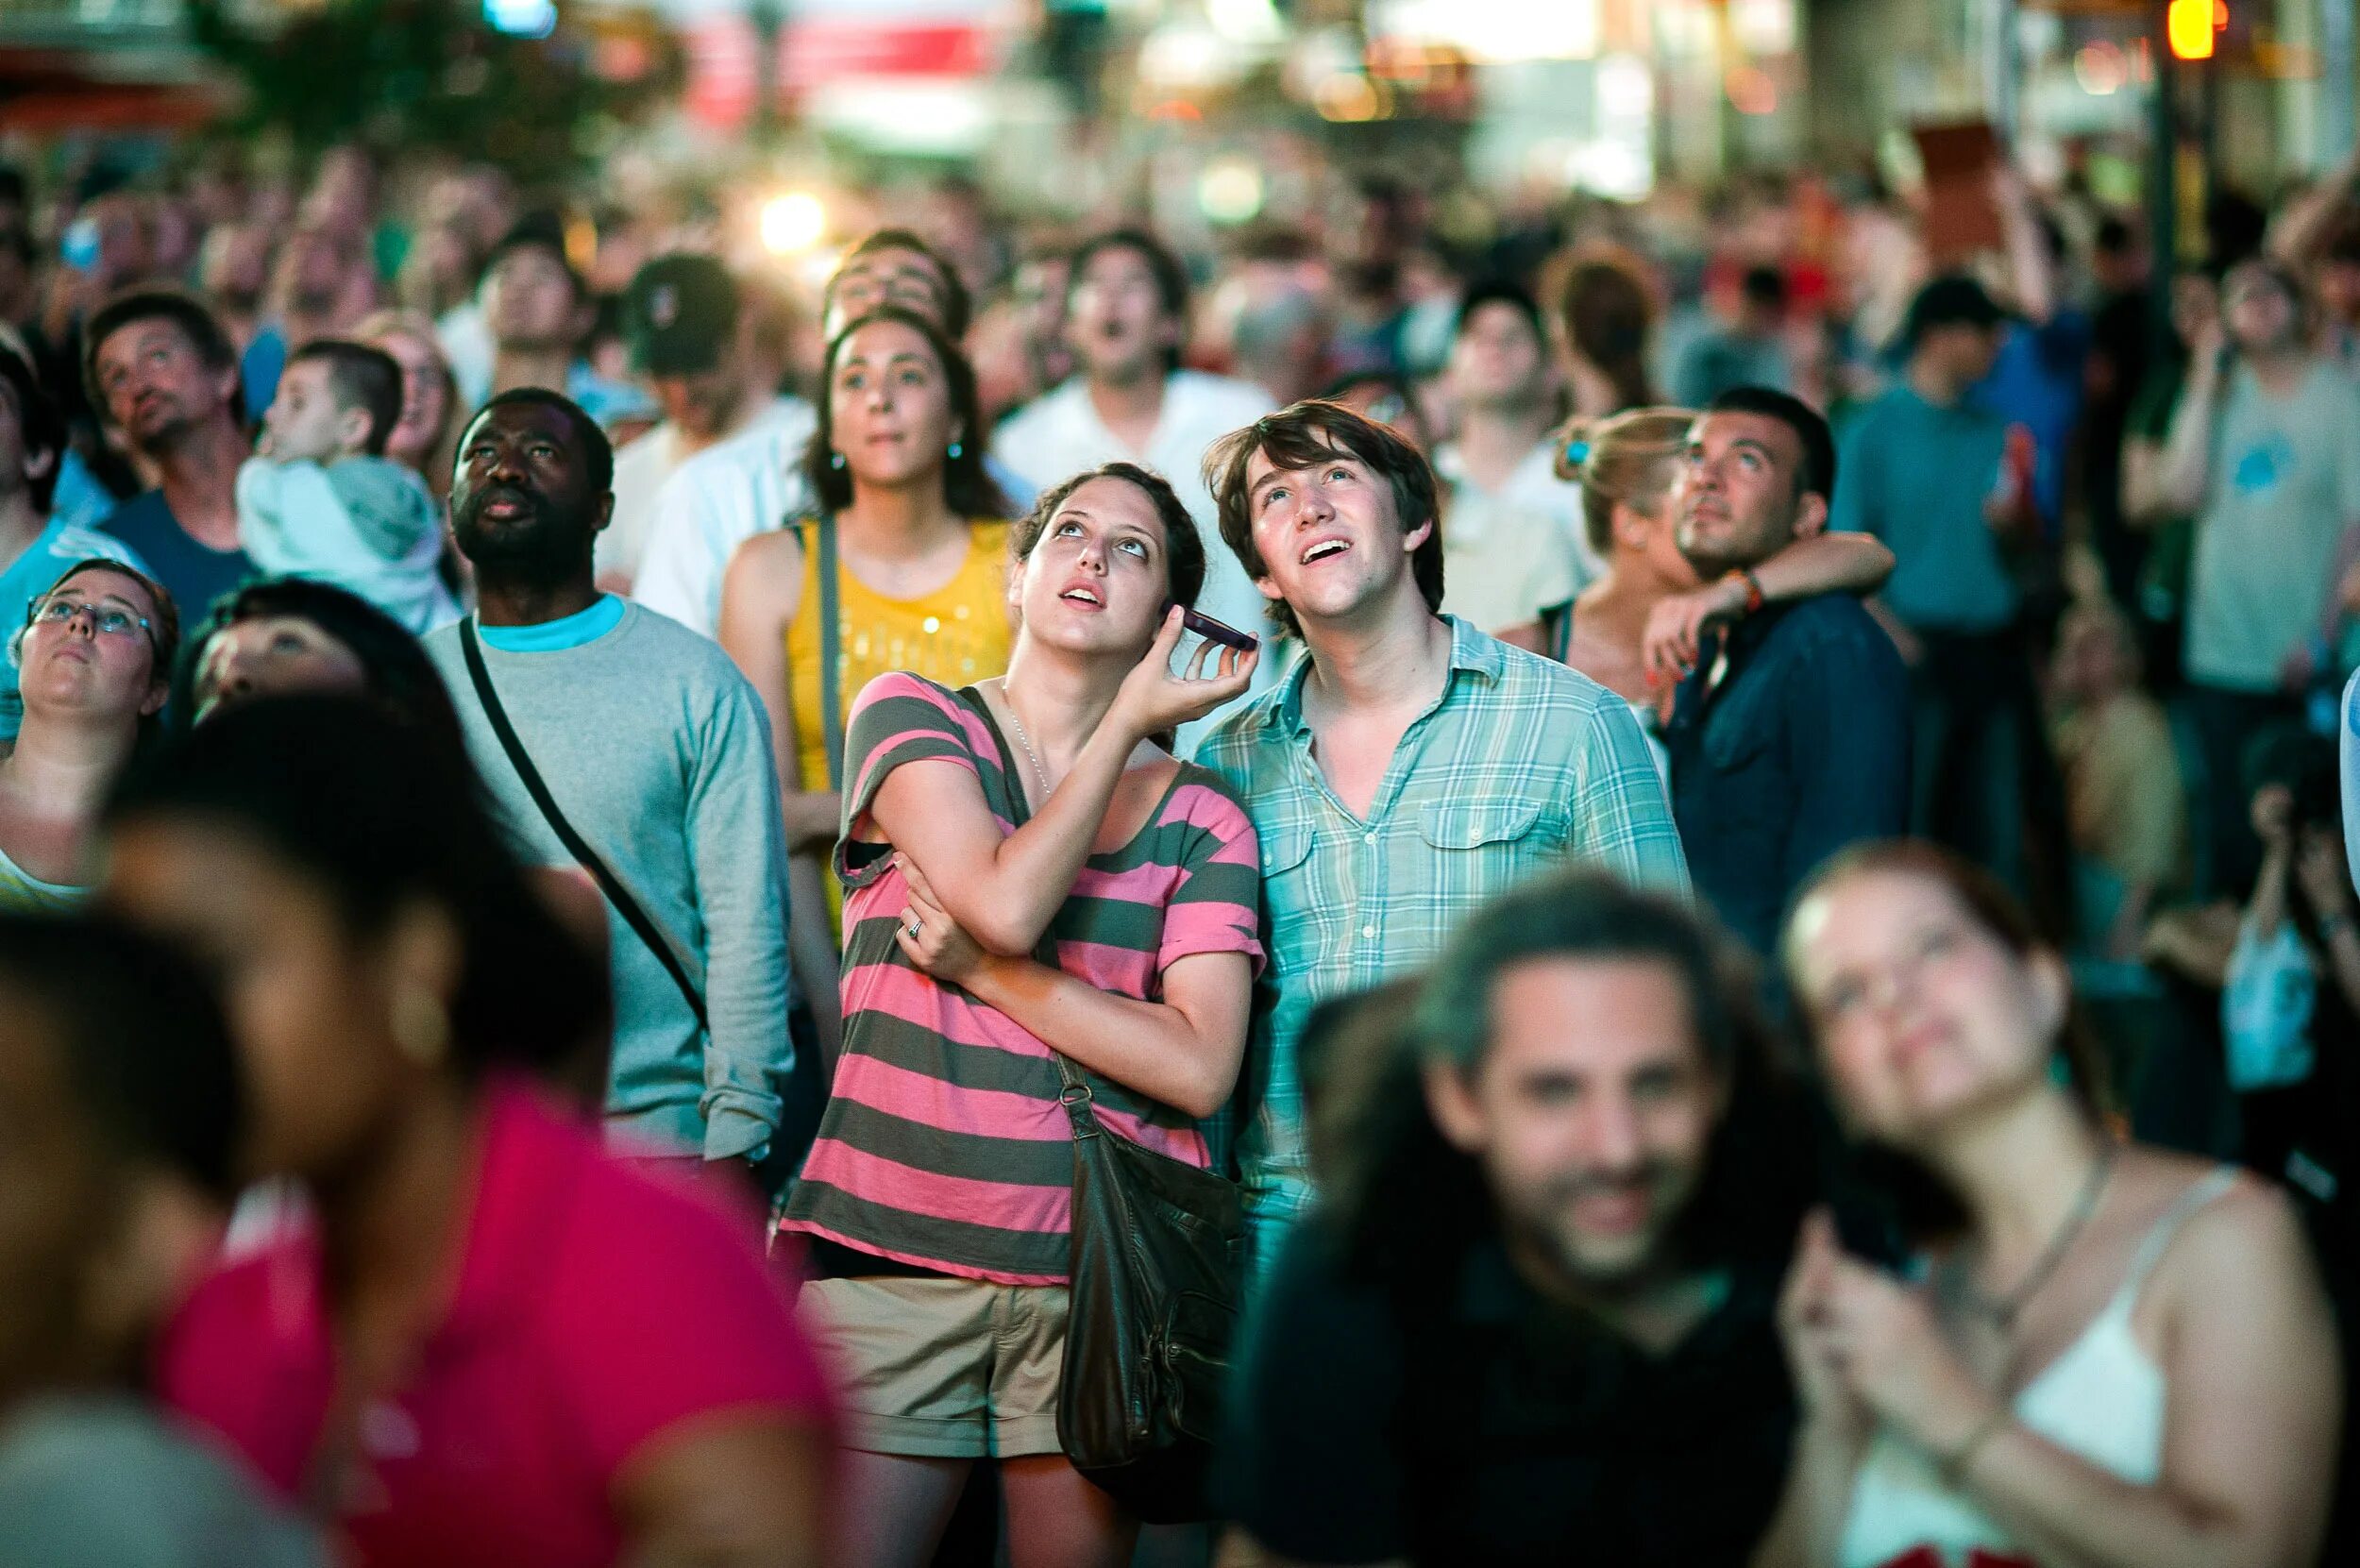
[1360,922,1376,939]
[1362,831,1376,844]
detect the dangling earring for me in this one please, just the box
[389,986,449,1067]
[828,450,846,471]
[948,439,964,460]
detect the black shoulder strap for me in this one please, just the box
[459,618,709,1030]
[809,513,846,792]
[949,682,1111,1142]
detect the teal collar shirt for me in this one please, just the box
[1193,616,1690,1276]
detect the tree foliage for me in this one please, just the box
[184,0,678,180]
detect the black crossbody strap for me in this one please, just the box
[813,513,846,792]
[950,683,1102,1138]
[459,618,709,1030]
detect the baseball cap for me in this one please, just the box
[624,254,739,376]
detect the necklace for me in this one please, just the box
[1954,1141,2120,1335]
[997,685,1052,798]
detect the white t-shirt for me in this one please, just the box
[1429,439,1595,634]
[630,402,822,637]
[2186,362,2360,691]
[599,396,809,588]
[994,370,1277,749]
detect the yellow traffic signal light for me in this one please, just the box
[2167,0,2224,61]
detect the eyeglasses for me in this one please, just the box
[27,595,155,646]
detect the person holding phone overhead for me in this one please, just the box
[1761,840,2340,1568]
[718,305,1015,1056]
[779,461,1261,1568]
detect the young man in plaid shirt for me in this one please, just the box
[1195,401,1690,1282]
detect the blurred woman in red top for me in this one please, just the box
[103,697,834,1568]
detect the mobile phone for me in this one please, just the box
[1180,606,1258,652]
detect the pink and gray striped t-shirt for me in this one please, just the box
[779,672,1264,1285]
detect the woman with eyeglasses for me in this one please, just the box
[0,558,177,909]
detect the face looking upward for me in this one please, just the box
[482,244,583,353]
[1424,956,1725,1291]
[18,569,166,725]
[1672,410,1824,579]
[92,319,237,457]
[1447,300,1550,414]
[1786,868,2068,1151]
[450,401,610,582]
[1066,244,1178,387]
[2222,263,2301,355]
[366,329,453,471]
[826,319,957,494]
[1012,476,1173,659]
[192,615,368,724]
[1242,437,1428,630]
[261,358,367,466]
[824,245,952,340]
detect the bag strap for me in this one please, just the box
[947,683,1104,1142]
[459,618,709,1030]
[808,512,847,793]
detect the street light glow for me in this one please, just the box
[759,192,828,256]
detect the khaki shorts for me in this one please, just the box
[798,1274,1070,1458]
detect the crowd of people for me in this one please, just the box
[1,135,2359,1567]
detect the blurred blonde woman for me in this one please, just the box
[353,310,463,501]
[1541,406,1895,769]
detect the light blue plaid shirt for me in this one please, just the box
[1193,616,1690,1277]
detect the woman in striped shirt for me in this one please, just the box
[780,461,1261,1568]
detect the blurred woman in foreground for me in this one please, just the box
[106,698,834,1568]
[0,912,322,1565]
[1759,841,2338,1568]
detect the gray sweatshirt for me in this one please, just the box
[427,601,793,1157]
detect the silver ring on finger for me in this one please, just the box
[906,919,923,938]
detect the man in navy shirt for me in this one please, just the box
[1664,387,1911,961]
[84,289,254,622]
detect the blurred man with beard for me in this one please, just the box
[426,390,795,1180]
[1218,872,1806,1568]
[85,289,255,620]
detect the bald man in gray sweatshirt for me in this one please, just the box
[428,389,794,1168]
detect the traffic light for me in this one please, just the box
[2166,0,2225,61]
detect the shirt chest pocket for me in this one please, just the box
[1416,796,1546,901]
[1257,818,1323,963]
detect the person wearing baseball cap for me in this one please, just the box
[599,254,803,592]
[1830,269,2072,933]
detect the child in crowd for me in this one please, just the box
[235,339,458,632]
[2048,596,2187,961]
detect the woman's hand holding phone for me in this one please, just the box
[1109,607,1258,742]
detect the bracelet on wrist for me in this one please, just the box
[1937,1405,2011,1489]
[1725,568,1766,616]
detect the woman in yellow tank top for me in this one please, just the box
[719,307,1015,1049]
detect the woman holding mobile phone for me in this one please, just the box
[779,461,1261,1568]
[1759,840,2339,1568]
